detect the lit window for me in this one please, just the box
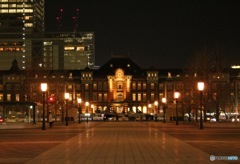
[151,83,154,89]
[138,93,141,101]
[64,47,75,51]
[17,9,23,13]
[0,94,3,102]
[24,23,33,27]
[1,9,8,13]
[2,4,8,7]
[9,9,16,13]
[132,93,136,101]
[24,9,33,13]
[7,94,11,101]
[76,47,85,51]
[16,94,20,101]
[151,93,155,101]
[44,42,52,46]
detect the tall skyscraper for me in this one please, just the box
[0,0,95,70]
[0,0,45,35]
[0,0,45,70]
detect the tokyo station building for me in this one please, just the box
[0,55,240,123]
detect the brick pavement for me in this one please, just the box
[0,121,238,163]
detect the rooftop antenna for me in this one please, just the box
[72,8,80,32]
[56,8,64,32]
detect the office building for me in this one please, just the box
[0,0,95,70]
[0,0,45,70]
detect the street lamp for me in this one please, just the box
[154,101,158,122]
[174,92,180,125]
[85,101,89,123]
[162,97,167,123]
[198,82,204,129]
[77,98,82,124]
[65,93,69,126]
[41,83,47,130]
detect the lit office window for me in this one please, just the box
[143,93,146,101]
[64,47,75,51]
[0,9,8,13]
[143,83,146,90]
[104,93,107,102]
[76,47,84,51]
[24,9,33,13]
[132,93,136,101]
[137,93,141,101]
[16,94,20,101]
[44,42,52,46]
[7,94,11,101]
[93,83,97,90]
[132,82,136,90]
[137,83,141,90]
[67,85,72,90]
[24,23,33,27]
[98,93,102,102]
[151,83,154,89]
[9,9,16,13]
[151,93,154,101]
[1,4,8,7]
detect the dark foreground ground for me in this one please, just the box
[0,121,239,163]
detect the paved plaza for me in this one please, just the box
[0,121,239,163]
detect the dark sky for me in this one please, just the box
[45,0,240,69]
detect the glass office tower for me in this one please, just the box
[0,0,44,70]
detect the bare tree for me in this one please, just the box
[184,45,229,122]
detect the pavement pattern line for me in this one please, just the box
[0,141,64,144]
[23,122,224,164]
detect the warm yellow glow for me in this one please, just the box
[77,98,82,104]
[231,65,240,69]
[174,92,180,99]
[198,82,204,91]
[24,23,33,27]
[40,83,47,92]
[65,93,70,100]
[154,101,158,106]
[76,47,85,51]
[148,104,152,108]
[64,46,75,51]
[162,97,167,103]
[85,102,89,107]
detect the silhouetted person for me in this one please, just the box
[116,114,119,122]
[48,112,53,128]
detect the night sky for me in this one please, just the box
[45,0,240,69]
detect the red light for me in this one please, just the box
[49,96,54,103]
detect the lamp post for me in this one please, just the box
[65,93,69,126]
[154,101,158,122]
[174,92,180,125]
[85,102,89,123]
[198,82,204,129]
[162,97,167,123]
[41,83,47,130]
[77,98,82,124]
